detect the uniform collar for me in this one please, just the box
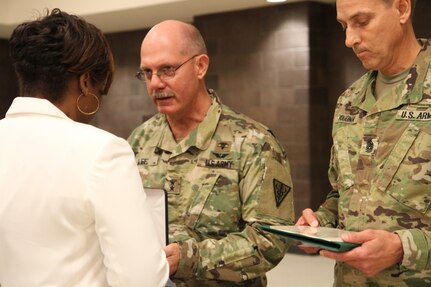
[353,39,431,112]
[6,97,72,121]
[158,90,222,155]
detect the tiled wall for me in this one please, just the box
[0,39,18,117]
[94,29,154,137]
[194,2,339,215]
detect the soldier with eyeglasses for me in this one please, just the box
[128,20,295,287]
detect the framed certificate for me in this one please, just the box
[144,188,168,246]
[260,225,360,252]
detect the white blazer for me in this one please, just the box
[0,97,168,287]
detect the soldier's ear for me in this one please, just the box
[195,54,209,80]
[397,0,411,24]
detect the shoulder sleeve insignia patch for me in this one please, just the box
[273,179,291,208]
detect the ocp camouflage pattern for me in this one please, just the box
[128,91,295,287]
[315,39,431,286]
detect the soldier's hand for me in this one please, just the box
[295,208,321,254]
[319,229,404,277]
[163,243,180,276]
[296,208,319,227]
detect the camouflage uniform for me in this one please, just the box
[315,39,431,286]
[128,90,294,287]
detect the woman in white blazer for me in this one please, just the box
[0,9,168,287]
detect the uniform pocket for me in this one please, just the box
[376,124,431,214]
[333,140,356,190]
[183,174,219,228]
[184,170,241,237]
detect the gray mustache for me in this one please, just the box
[152,92,174,99]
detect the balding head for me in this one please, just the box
[138,20,211,128]
[142,20,207,57]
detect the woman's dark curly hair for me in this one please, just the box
[9,8,114,102]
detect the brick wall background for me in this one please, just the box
[193,2,337,215]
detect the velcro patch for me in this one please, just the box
[336,114,358,124]
[396,110,431,121]
[273,179,291,208]
[197,158,234,169]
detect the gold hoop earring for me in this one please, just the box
[76,93,100,115]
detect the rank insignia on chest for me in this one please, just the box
[273,179,291,208]
[164,176,181,194]
[360,136,379,155]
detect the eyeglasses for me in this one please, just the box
[135,55,198,82]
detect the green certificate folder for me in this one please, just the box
[260,225,360,252]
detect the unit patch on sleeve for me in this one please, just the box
[273,179,291,208]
